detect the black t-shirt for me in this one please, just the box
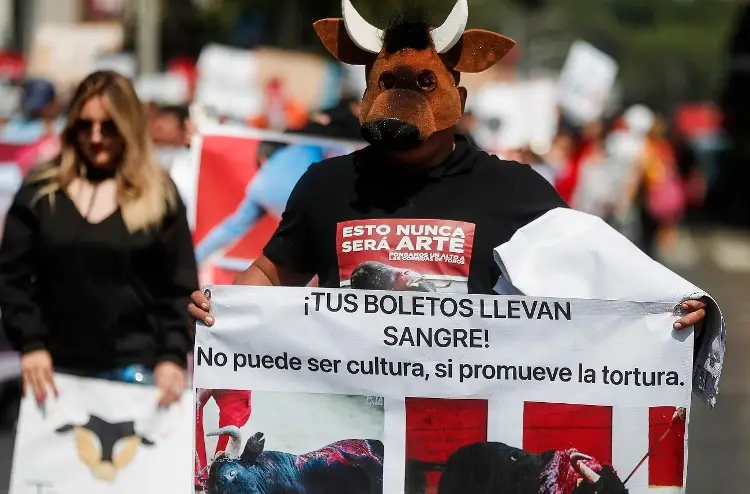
[263,134,568,295]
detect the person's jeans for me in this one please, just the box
[56,365,155,385]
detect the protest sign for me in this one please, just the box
[193,285,692,494]
[191,125,363,285]
[135,72,190,105]
[26,23,124,92]
[9,373,193,494]
[557,40,618,126]
[468,78,558,155]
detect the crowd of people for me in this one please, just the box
[0,70,707,266]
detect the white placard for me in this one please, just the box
[197,44,259,87]
[9,374,193,494]
[135,73,189,105]
[468,79,558,154]
[193,80,263,120]
[93,52,137,79]
[192,285,693,494]
[26,23,124,90]
[557,40,619,125]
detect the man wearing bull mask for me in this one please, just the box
[190,0,724,419]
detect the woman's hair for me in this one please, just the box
[27,70,177,233]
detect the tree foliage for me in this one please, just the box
[153,0,740,113]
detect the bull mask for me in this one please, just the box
[314,0,515,150]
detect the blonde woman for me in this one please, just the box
[0,71,198,408]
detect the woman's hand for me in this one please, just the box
[20,350,58,403]
[154,361,186,408]
[674,299,708,337]
[188,289,213,327]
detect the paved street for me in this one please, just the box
[0,227,746,492]
[668,228,750,493]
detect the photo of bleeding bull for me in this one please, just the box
[349,261,454,292]
[195,391,385,493]
[424,441,628,494]
[403,402,687,494]
[55,414,156,482]
[206,428,384,494]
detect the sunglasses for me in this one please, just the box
[73,118,120,138]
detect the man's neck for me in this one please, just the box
[383,130,457,171]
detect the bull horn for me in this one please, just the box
[576,461,601,484]
[570,452,593,462]
[207,425,243,458]
[430,0,469,54]
[342,0,383,54]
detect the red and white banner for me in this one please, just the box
[188,125,363,286]
[195,285,693,494]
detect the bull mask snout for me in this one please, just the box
[361,87,437,150]
[361,118,421,150]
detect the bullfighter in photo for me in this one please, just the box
[204,429,384,494]
[189,0,725,491]
[195,388,253,491]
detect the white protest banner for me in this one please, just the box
[193,285,693,494]
[557,40,618,125]
[9,373,193,494]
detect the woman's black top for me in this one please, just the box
[0,175,199,371]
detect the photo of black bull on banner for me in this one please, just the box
[405,408,686,494]
[349,261,453,293]
[198,426,384,494]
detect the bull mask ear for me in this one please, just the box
[313,18,377,66]
[444,29,516,73]
[240,432,266,466]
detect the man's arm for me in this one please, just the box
[233,255,313,287]
[194,190,263,263]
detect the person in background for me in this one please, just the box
[0,78,65,143]
[506,146,557,185]
[624,115,686,258]
[308,95,362,141]
[150,104,191,147]
[149,104,193,170]
[194,103,362,264]
[554,118,606,204]
[545,130,575,173]
[0,70,198,407]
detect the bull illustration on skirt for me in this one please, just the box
[55,415,156,482]
[206,426,384,494]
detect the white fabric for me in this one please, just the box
[492,207,726,408]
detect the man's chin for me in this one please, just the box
[367,138,424,152]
